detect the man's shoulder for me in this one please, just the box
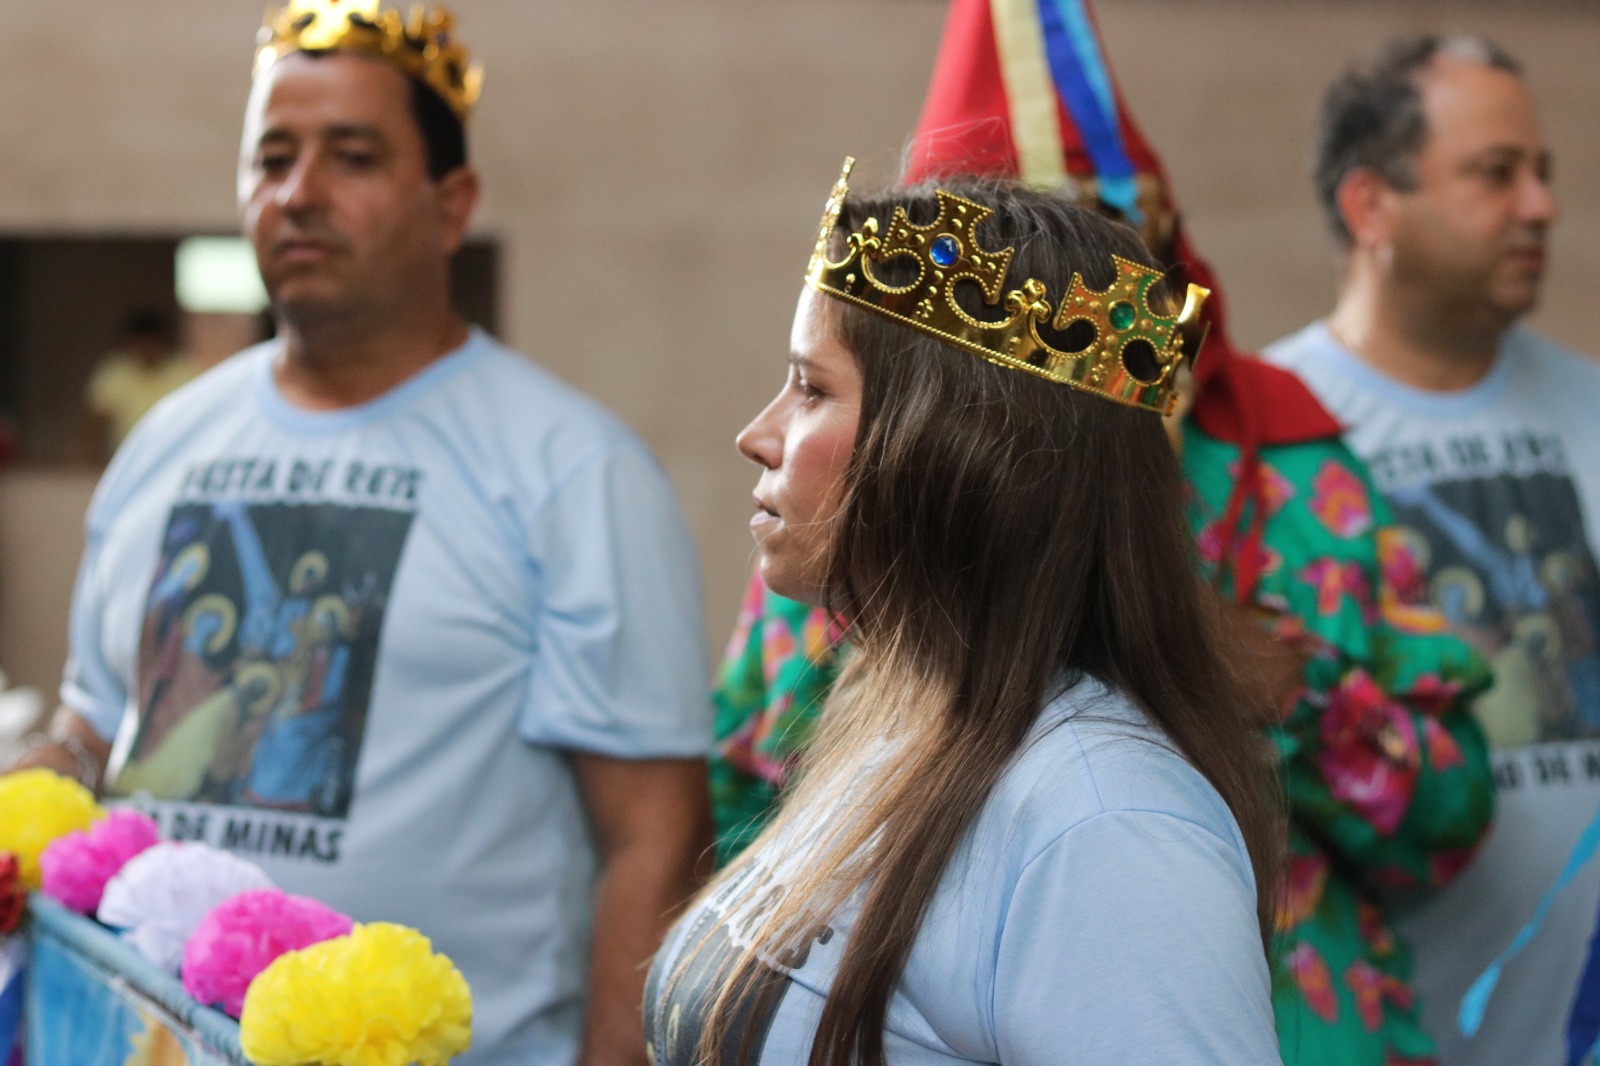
[1258,321,1366,406]
[411,333,673,508]
[1505,326,1600,385]
[112,344,268,446]
[84,345,273,530]
[443,333,646,454]
[155,342,269,410]
[1261,320,1336,370]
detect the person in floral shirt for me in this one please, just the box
[709,2,1495,1063]
[709,577,842,866]
[1183,420,1492,1066]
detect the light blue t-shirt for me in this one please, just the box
[1266,323,1600,1066]
[63,330,713,1065]
[645,678,1280,1065]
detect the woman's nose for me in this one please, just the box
[736,396,786,470]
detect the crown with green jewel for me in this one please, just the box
[806,158,1209,414]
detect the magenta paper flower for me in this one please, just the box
[183,889,354,1018]
[38,809,160,916]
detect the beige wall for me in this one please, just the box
[2,1,1597,696]
[0,472,95,696]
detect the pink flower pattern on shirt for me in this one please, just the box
[1196,517,1283,578]
[1289,942,1339,1024]
[1422,716,1465,770]
[1345,960,1386,1032]
[1316,671,1420,836]
[1225,456,1298,518]
[1300,557,1377,623]
[1278,852,1330,933]
[1377,527,1449,635]
[1312,459,1375,539]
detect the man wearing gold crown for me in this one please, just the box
[6,2,714,1062]
[1265,36,1600,1066]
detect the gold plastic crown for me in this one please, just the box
[256,0,483,121]
[806,159,1209,414]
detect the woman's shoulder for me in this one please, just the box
[982,677,1249,864]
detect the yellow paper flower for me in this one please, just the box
[0,768,104,889]
[240,922,473,1066]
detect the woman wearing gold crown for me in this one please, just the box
[707,3,1495,1064]
[642,164,1282,1065]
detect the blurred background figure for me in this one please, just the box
[1266,35,1600,1066]
[82,309,196,462]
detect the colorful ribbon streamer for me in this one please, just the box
[1034,0,1139,219]
[989,0,1067,189]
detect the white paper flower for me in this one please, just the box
[98,842,275,973]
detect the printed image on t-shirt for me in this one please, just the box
[1377,453,1600,748]
[113,499,413,821]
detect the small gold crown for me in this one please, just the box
[806,158,1209,414]
[256,0,483,121]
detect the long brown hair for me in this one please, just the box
[691,178,1281,1066]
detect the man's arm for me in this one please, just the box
[571,753,713,1066]
[3,704,112,791]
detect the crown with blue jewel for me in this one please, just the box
[806,158,1209,414]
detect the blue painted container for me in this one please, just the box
[22,896,247,1065]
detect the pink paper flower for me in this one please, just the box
[38,809,160,916]
[183,889,353,1018]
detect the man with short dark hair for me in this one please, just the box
[7,3,713,1063]
[1267,35,1600,1065]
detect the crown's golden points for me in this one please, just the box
[256,0,483,121]
[806,158,1208,414]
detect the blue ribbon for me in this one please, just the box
[1566,887,1600,1064]
[1460,801,1600,1038]
[1032,0,1140,221]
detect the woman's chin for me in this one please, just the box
[758,557,826,609]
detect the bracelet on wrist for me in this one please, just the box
[11,732,102,792]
